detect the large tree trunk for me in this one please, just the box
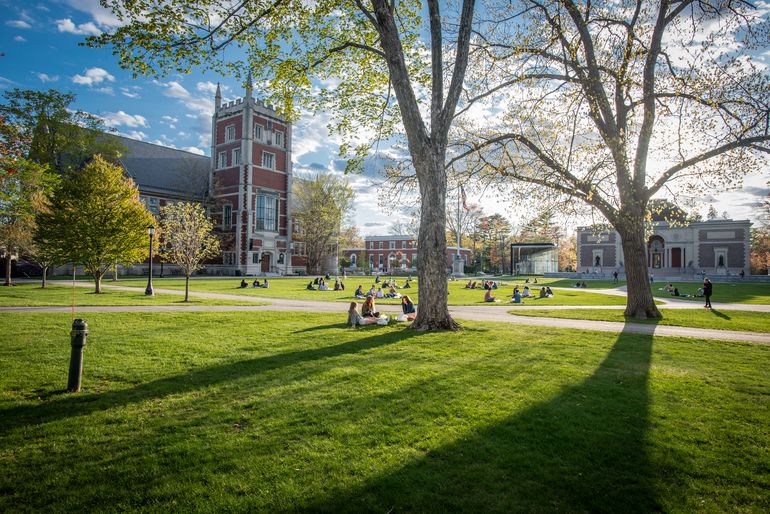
[617,219,661,319]
[411,151,458,331]
[4,252,12,286]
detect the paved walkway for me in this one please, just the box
[2,281,768,345]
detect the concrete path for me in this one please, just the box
[3,281,768,345]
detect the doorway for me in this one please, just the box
[261,252,271,273]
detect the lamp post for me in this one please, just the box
[145,224,155,296]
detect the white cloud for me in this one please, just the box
[101,111,148,128]
[95,87,114,95]
[36,73,59,83]
[72,67,115,86]
[161,115,178,124]
[56,18,102,36]
[120,130,148,141]
[196,81,220,95]
[181,146,205,155]
[62,0,122,27]
[119,86,141,99]
[6,20,31,29]
[14,36,26,42]
[160,80,192,99]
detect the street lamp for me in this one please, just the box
[145,224,155,296]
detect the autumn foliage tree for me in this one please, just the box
[159,202,220,302]
[36,155,154,293]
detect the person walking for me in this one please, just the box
[703,278,713,308]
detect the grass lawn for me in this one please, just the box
[0,283,265,307]
[1,311,768,512]
[107,276,630,306]
[509,308,770,333]
[651,281,770,304]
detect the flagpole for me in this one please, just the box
[456,187,461,257]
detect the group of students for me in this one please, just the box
[307,275,345,291]
[348,295,416,326]
[354,285,401,299]
[240,278,269,289]
[485,284,554,303]
[465,280,501,290]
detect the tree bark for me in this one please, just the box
[41,266,48,288]
[4,253,12,286]
[617,219,661,319]
[93,271,103,294]
[411,151,459,331]
[185,274,190,302]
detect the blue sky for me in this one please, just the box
[1,0,768,234]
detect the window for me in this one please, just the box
[225,125,236,142]
[389,241,395,249]
[252,252,259,264]
[379,242,383,249]
[217,151,227,169]
[369,242,374,249]
[293,242,307,257]
[232,148,241,165]
[262,151,275,169]
[140,196,160,215]
[350,254,357,266]
[255,194,279,231]
[254,124,263,141]
[223,252,236,266]
[274,130,283,147]
[223,204,232,230]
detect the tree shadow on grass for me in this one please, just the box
[310,324,659,512]
[0,328,419,436]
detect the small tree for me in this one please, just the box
[36,155,154,293]
[1,115,57,286]
[292,174,354,274]
[159,202,220,302]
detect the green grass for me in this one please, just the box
[0,283,265,307]
[1,311,768,512]
[509,308,770,333]
[651,281,770,304]
[107,276,630,306]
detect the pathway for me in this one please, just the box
[2,281,768,345]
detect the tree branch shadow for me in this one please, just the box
[0,328,419,436]
[309,324,659,512]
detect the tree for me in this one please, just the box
[0,89,122,174]
[293,174,354,275]
[36,155,154,293]
[159,202,220,302]
[89,0,477,330]
[476,214,512,273]
[707,205,719,220]
[452,0,770,318]
[1,115,58,286]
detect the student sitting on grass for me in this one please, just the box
[240,279,248,288]
[386,287,401,299]
[484,288,496,303]
[253,279,260,288]
[522,286,531,297]
[512,290,523,303]
[262,278,269,288]
[362,296,379,318]
[401,295,416,321]
[367,285,376,297]
[545,286,554,297]
[339,281,345,290]
[465,280,473,289]
[307,281,316,290]
[319,281,329,291]
[354,285,365,298]
[539,287,547,298]
[673,287,680,296]
[349,302,378,326]
[334,279,341,291]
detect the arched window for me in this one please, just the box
[350,254,357,266]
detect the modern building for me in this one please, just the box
[577,219,752,275]
[343,235,472,273]
[510,243,559,274]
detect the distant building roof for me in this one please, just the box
[365,235,415,241]
[113,135,210,201]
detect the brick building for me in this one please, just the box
[208,74,301,275]
[577,219,752,275]
[343,235,472,273]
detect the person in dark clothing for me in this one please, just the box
[307,281,316,290]
[240,279,248,288]
[401,295,416,321]
[703,278,713,308]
